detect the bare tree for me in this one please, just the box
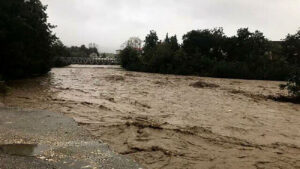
[121,37,142,49]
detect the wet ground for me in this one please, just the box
[2,65,300,169]
[0,108,142,169]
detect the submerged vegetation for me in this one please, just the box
[280,70,300,97]
[120,28,300,97]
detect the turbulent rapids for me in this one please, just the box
[4,65,300,169]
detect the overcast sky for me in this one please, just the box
[41,0,300,53]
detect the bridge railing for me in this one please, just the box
[58,57,120,65]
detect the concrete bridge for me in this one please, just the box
[59,57,119,65]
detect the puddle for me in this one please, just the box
[0,144,49,156]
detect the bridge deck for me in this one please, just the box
[59,57,119,65]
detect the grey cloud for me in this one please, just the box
[42,0,300,52]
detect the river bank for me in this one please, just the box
[0,107,142,169]
[3,65,300,169]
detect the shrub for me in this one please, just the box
[281,70,300,97]
[120,47,142,71]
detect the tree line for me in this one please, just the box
[52,41,100,58]
[0,0,102,79]
[120,28,300,97]
[51,41,100,67]
[0,0,298,97]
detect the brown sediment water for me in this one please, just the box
[4,65,300,169]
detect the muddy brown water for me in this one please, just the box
[3,65,300,169]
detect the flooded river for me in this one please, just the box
[3,65,300,169]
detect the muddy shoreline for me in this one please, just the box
[2,65,300,169]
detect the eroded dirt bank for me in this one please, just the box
[3,65,300,169]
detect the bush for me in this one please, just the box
[120,47,142,71]
[281,70,300,97]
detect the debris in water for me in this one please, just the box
[190,80,220,88]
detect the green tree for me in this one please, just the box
[144,30,159,52]
[281,29,300,97]
[169,35,180,51]
[280,70,300,97]
[0,0,57,79]
[120,28,295,82]
[149,43,174,73]
[228,28,270,62]
[120,47,141,71]
[182,28,226,60]
[80,45,89,57]
[67,45,94,58]
[51,39,71,67]
[282,29,300,66]
[51,39,70,58]
[142,30,159,68]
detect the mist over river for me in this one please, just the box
[4,65,300,169]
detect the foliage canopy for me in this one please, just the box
[120,28,300,97]
[0,0,57,79]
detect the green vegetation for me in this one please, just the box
[52,44,100,67]
[120,28,300,97]
[51,41,103,67]
[281,30,300,97]
[280,70,300,97]
[0,0,57,80]
[67,45,99,58]
[51,40,71,67]
[0,0,102,76]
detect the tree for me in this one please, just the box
[88,43,99,56]
[51,39,70,58]
[142,30,159,67]
[120,28,295,81]
[228,28,270,62]
[143,30,158,53]
[148,34,180,73]
[282,29,300,66]
[182,28,226,60]
[80,45,89,57]
[280,70,300,97]
[120,47,141,71]
[102,53,107,58]
[0,0,57,79]
[51,39,71,67]
[67,45,94,57]
[122,37,142,50]
[164,33,170,44]
[169,35,180,51]
[281,29,300,97]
